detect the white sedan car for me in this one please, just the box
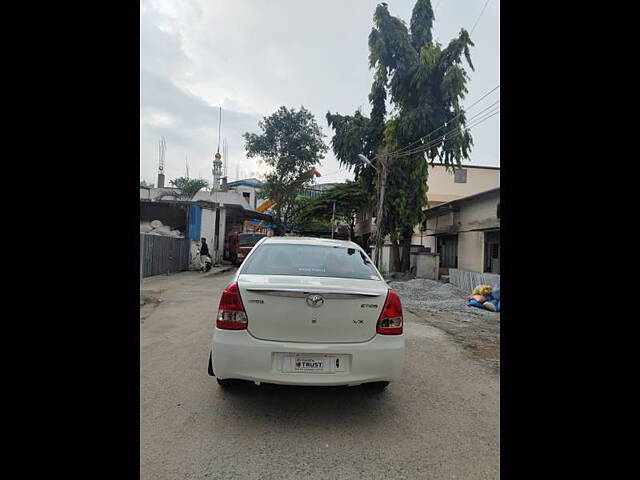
[208,236,405,390]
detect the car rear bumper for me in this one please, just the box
[211,329,405,386]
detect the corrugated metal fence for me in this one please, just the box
[140,233,191,279]
[449,268,500,293]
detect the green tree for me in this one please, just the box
[327,1,475,272]
[244,106,328,235]
[140,180,154,188]
[155,177,209,200]
[294,181,369,241]
[373,0,474,271]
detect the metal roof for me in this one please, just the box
[227,179,263,188]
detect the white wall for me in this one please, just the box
[457,231,485,273]
[187,207,217,264]
[201,208,216,248]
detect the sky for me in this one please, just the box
[140,0,500,187]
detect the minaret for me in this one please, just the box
[157,136,166,188]
[212,151,222,190]
[212,107,223,191]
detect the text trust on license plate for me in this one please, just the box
[293,356,324,372]
[280,354,348,373]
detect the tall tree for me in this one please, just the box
[327,0,475,272]
[244,106,328,235]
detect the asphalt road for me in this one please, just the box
[140,270,499,480]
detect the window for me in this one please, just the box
[242,192,251,204]
[241,244,381,280]
[238,234,266,247]
[454,169,467,183]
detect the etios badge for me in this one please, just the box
[306,294,324,308]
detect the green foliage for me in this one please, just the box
[410,0,434,52]
[244,106,328,234]
[140,180,154,188]
[295,181,368,227]
[370,1,474,168]
[326,1,475,271]
[155,177,209,200]
[170,177,209,198]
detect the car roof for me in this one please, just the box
[261,236,361,249]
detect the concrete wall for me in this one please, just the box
[371,243,392,275]
[200,207,216,250]
[412,253,440,279]
[457,231,484,273]
[421,191,500,275]
[412,234,436,251]
[426,165,499,206]
[458,195,500,231]
[217,207,227,262]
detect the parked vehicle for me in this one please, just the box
[208,236,405,390]
[229,232,267,265]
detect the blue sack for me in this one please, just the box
[485,298,501,312]
[492,284,500,301]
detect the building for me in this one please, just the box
[226,178,265,210]
[423,164,499,207]
[421,187,500,275]
[353,163,499,277]
[412,164,499,250]
[299,182,341,199]
[140,183,272,267]
[353,163,499,245]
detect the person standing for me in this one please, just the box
[199,238,212,272]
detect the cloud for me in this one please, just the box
[140,0,500,185]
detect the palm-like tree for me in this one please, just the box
[154,177,209,201]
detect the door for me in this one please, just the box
[484,231,500,274]
[437,235,458,269]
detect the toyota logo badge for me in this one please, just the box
[306,294,324,308]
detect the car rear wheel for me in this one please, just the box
[208,352,214,376]
[362,381,389,391]
[216,378,234,388]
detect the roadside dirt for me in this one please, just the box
[408,308,500,374]
[140,289,164,323]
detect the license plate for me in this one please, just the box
[280,354,348,374]
[292,356,324,373]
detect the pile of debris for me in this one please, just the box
[389,278,497,317]
[140,220,183,238]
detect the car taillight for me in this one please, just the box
[376,289,403,335]
[216,282,248,330]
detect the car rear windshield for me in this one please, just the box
[241,243,381,280]
[238,234,266,247]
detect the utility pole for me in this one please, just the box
[331,200,336,239]
[375,153,388,269]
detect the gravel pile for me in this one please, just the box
[388,278,497,317]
